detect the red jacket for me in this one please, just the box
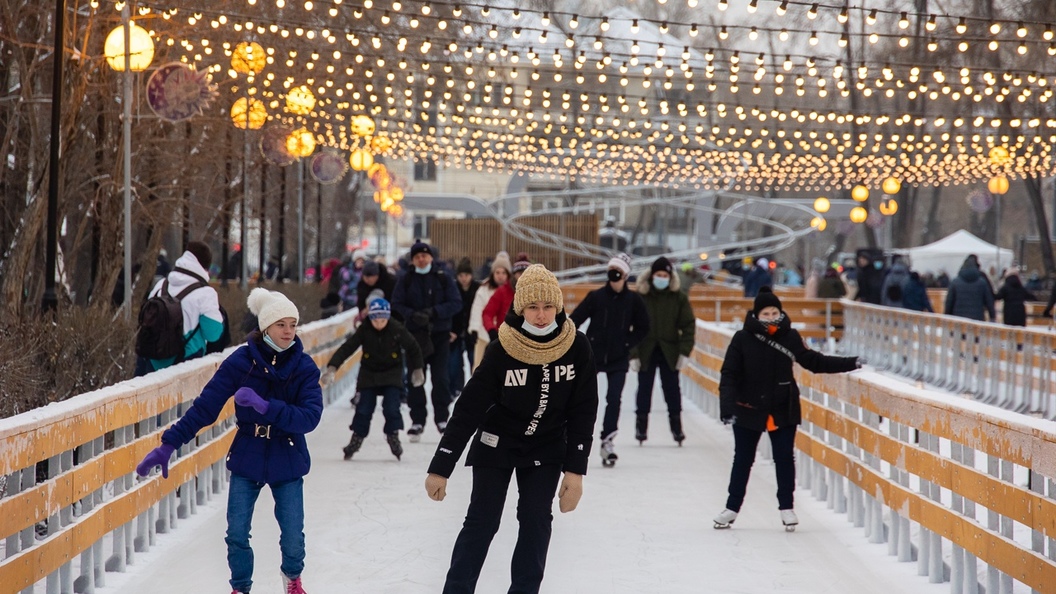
[482,283,514,333]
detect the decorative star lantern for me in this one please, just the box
[285,85,316,115]
[230,97,267,130]
[285,127,316,158]
[350,114,376,137]
[231,41,267,75]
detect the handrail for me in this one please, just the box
[839,300,1056,420]
[0,311,359,593]
[683,320,1056,593]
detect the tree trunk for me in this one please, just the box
[1023,175,1055,275]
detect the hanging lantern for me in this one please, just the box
[104,22,155,72]
[389,203,404,217]
[231,41,267,75]
[350,114,376,136]
[389,187,404,202]
[851,185,869,202]
[988,175,1009,195]
[230,97,267,130]
[349,148,374,171]
[373,190,384,204]
[284,85,316,115]
[810,216,827,231]
[882,177,901,195]
[988,146,1010,165]
[879,199,898,216]
[367,162,386,178]
[849,206,868,223]
[813,197,831,213]
[285,127,316,158]
[370,134,394,154]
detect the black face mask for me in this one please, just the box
[607,269,624,282]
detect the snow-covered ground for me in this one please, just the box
[105,378,949,594]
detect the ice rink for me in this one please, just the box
[108,378,948,594]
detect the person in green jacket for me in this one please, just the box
[321,298,425,460]
[630,256,696,445]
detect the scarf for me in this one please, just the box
[497,318,577,365]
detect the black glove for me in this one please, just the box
[487,329,499,341]
[411,309,433,326]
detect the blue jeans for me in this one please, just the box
[226,475,305,592]
[350,385,405,436]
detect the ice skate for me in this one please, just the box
[407,424,424,443]
[670,416,684,446]
[281,572,307,594]
[780,509,799,532]
[342,434,364,460]
[386,432,403,460]
[436,421,447,436]
[713,508,738,529]
[672,431,685,446]
[599,437,618,467]
[635,414,648,445]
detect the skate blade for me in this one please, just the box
[408,434,421,443]
[784,525,797,532]
[713,522,733,529]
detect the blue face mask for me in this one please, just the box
[652,276,670,290]
[263,334,293,353]
[415,264,432,274]
[873,261,883,270]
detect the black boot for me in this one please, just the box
[635,413,648,444]
[342,434,364,460]
[670,414,685,446]
[386,432,403,460]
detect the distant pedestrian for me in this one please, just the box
[995,274,1036,326]
[467,251,512,369]
[945,262,996,321]
[816,267,847,299]
[901,272,933,313]
[449,258,480,399]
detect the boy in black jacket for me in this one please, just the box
[714,287,860,531]
[321,299,425,460]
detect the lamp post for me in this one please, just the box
[104,7,154,319]
[42,0,65,314]
[231,41,267,289]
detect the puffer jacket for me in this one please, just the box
[569,282,650,372]
[719,313,858,432]
[944,265,996,321]
[327,319,423,388]
[162,334,323,484]
[630,270,695,369]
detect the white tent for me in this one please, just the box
[899,229,1013,276]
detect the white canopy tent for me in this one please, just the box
[897,229,1013,275]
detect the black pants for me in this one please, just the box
[407,331,452,426]
[635,347,682,421]
[599,371,627,441]
[725,424,798,512]
[443,464,561,594]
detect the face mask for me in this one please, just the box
[263,334,293,353]
[415,264,432,274]
[521,318,559,337]
[652,276,670,290]
[873,261,883,270]
[607,269,624,283]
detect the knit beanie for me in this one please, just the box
[651,256,673,275]
[607,252,632,275]
[512,255,532,274]
[512,264,563,315]
[752,286,783,315]
[410,239,432,257]
[492,251,512,274]
[367,298,391,320]
[362,260,380,276]
[248,287,300,330]
[456,257,474,275]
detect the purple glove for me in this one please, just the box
[136,444,176,478]
[234,387,269,415]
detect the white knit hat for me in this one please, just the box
[607,253,631,275]
[248,288,300,331]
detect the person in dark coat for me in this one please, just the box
[901,271,934,312]
[995,274,1036,326]
[569,252,650,464]
[355,260,398,321]
[322,298,424,460]
[449,257,481,399]
[816,267,847,299]
[713,287,859,530]
[630,256,696,444]
[136,288,323,594]
[742,258,772,298]
[944,263,996,321]
[425,264,598,594]
[391,239,463,440]
[855,254,885,305]
[880,259,910,307]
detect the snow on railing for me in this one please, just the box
[0,310,358,594]
[683,320,1056,594]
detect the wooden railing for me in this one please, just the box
[682,320,1056,593]
[0,311,359,594]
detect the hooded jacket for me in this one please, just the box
[944,265,996,321]
[630,269,695,369]
[995,275,1036,326]
[161,334,323,484]
[880,262,910,307]
[569,282,650,372]
[427,310,598,478]
[327,318,424,388]
[719,312,858,432]
[146,251,224,369]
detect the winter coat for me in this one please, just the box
[881,263,910,307]
[146,252,224,370]
[468,283,499,344]
[855,264,885,305]
[327,319,424,389]
[162,334,323,484]
[338,264,364,308]
[453,280,481,338]
[742,266,772,298]
[482,283,515,335]
[569,282,650,372]
[391,266,463,334]
[902,278,933,312]
[427,311,598,478]
[355,266,398,314]
[630,270,696,369]
[944,265,996,321]
[816,271,847,299]
[995,275,1036,327]
[719,313,858,432]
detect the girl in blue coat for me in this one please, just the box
[137,288,323,594]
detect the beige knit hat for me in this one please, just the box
[512,264,563,315]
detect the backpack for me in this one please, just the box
[205,305,232,354]
[135,268,208,360]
